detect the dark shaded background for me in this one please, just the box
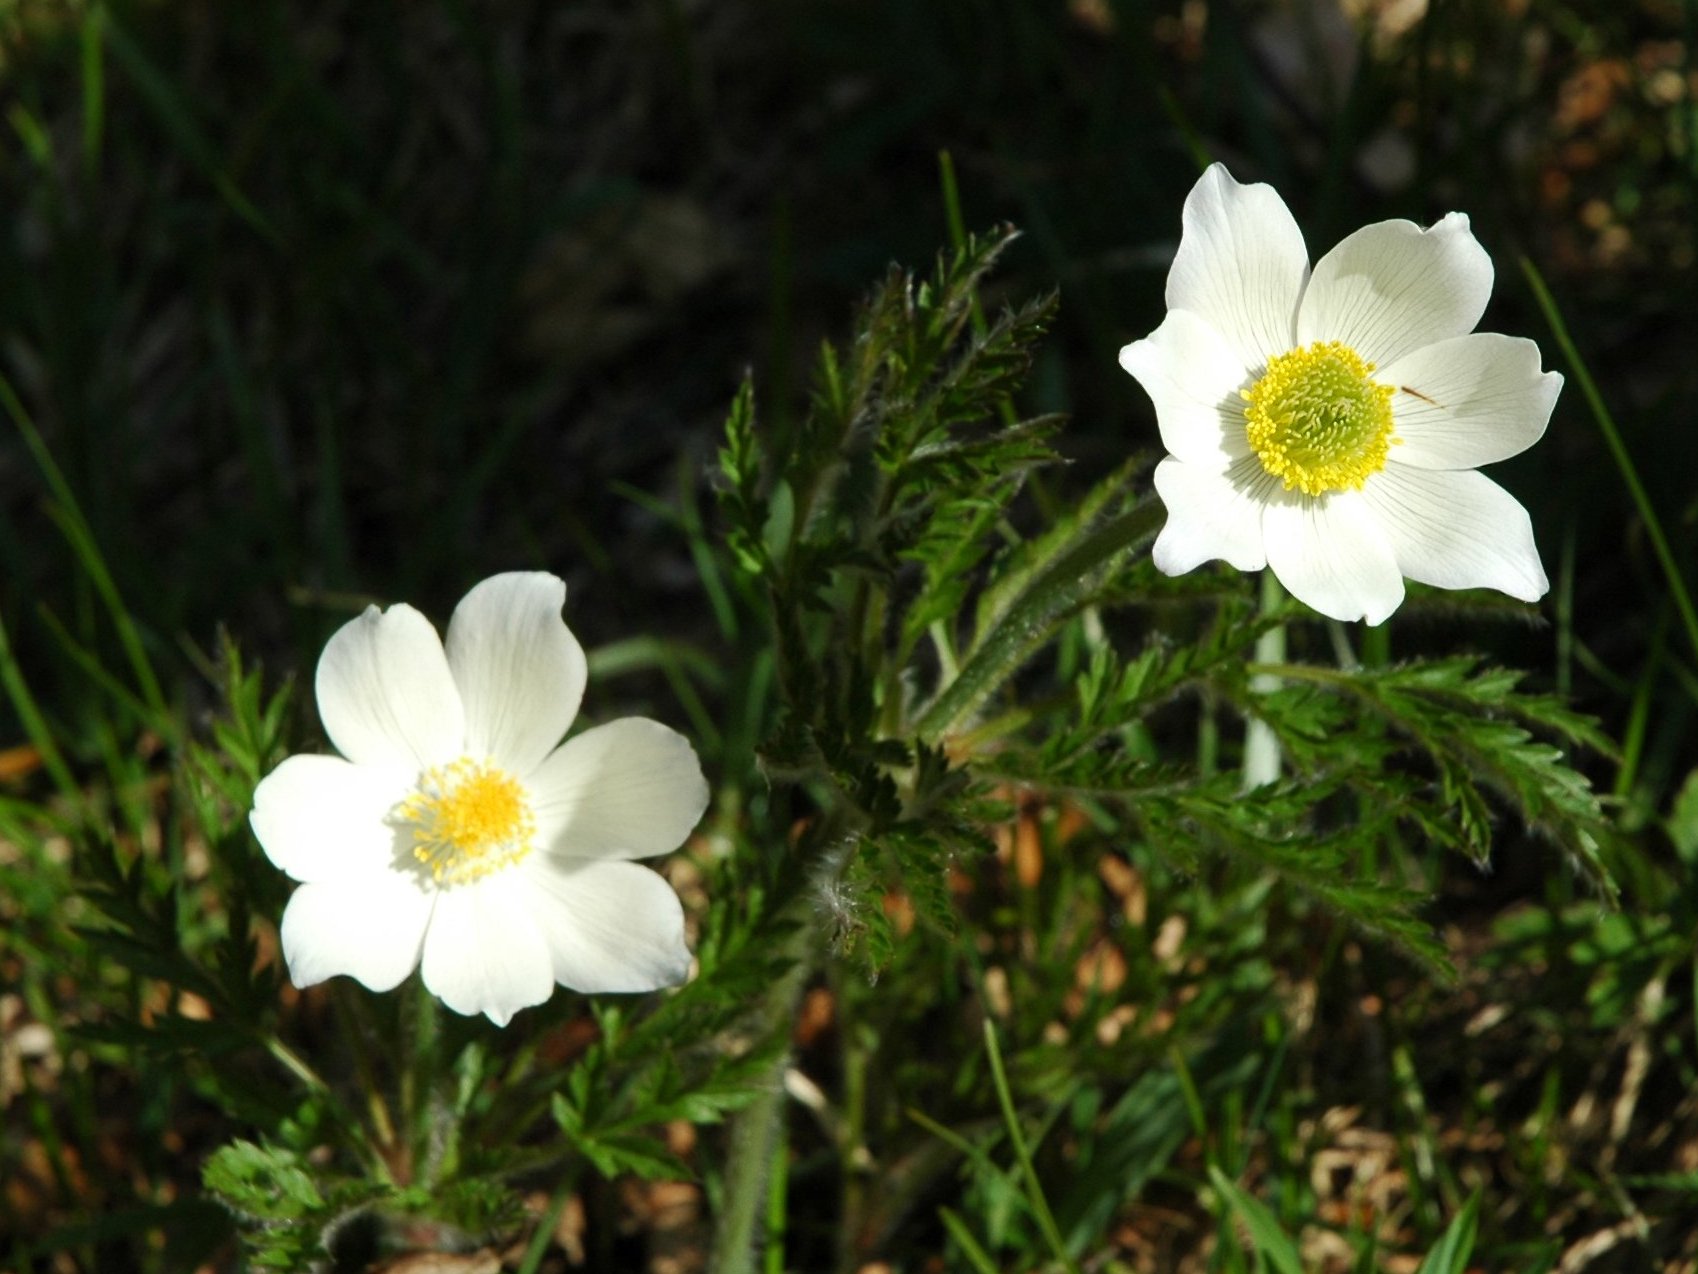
[1,1,1690,718]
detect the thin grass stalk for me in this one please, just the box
[515,1167,582,1274]
[0,608,81,802]
[981,1020,1080,1274]
[1520,257,1698,672]
[0,374,168,718]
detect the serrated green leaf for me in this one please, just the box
[1666,768,1698,863]
[430,1177,528,1235]
[202,1140,323,1221]
[1160,784,1454,976]
[916,491,1163,743]
[579,1129,690,1182]
[1259,658,1619,904]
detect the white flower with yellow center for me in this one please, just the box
[250,572,708,1026]
[1120,163,1560,624]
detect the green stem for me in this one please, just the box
[1520,256,1698,670]
[763,1119,791,1274]
[833,990,873,1274]
[713,1060,788,1274]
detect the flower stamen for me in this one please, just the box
[1243,341,1398,496]
[394,758,535,886]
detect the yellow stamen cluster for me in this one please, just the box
[1243,341,1398,496]
[394,757,535,886]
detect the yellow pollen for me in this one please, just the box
[1243,340,1399,497]
[393,758,535,885]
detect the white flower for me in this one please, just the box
[1120,163,1560,625]
[250,572,708,1026]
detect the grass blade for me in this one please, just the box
[99,8,279,245]
[981,1020,1080,1274]
[938,1207,1001,1274]
[1520,256,1698,671]
[1415,1192,1482,1274]
[0,372,167,719]
[1207,1164,1304,1274]
[0,609,80,802]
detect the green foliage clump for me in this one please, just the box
[0,214,1648,1274]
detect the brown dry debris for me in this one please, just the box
[371,1253,502,1274]
[1097,852,1149,927]
[1555,59,1632,130]
[618,1178,707,1274]
[795,984,836,1049]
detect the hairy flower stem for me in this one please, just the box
[709,921,816,1274]
[404,977,449,1186]
[711,816,866,1274]
[1243,571,1285,790]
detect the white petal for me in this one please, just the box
[1151,455,1276,575]
[420,872,554,1025]
[1361,465,1548,601]
[279,873,433,993]
[1378,334,1561,470]
[1263,489,1405,624]
[250,754,411,883]
[1119,310,1254,466]
[316,603,464,769]
[1297,213,1493,367]
[529,719,709,862]
[1165,163,1310,373]
[445,573,587,776]
[521,856,691,993]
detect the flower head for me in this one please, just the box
[250,572,708,1025]
[1120,163,1560,624]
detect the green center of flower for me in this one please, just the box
[1242,341,1397,496]
[394,758,535,885]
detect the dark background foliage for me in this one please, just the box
[3,0,1690,686]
